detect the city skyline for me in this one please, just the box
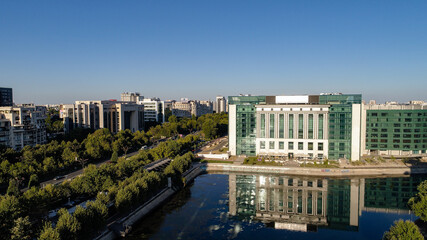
[1,1,427,104]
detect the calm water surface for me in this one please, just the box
[127,174,425,240]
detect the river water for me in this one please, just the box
[127,173,426,240]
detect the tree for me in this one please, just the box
[84,129,113,159]
[409,180,427,221]
[10,216,31,240]
[168,115,177,123]
[202,119,218,140]
[111,151,118,163]
[133,130,149,146]
[383,220,423,240]
[114,129,134,156]
[7,178,19,196]
[0,195,22,237]
[28,174,39,188]
[56,208,81,240]
[52,121,64,134]
[164,108,172,122]
[38,222,60,240]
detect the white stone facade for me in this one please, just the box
[255,105,329,160]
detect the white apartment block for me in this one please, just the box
[138,98,165,123]
[121,92,143,102]
[0,104,47,150]
[61,100,144,133]
[172,100,213,118]
[215,96,227,113]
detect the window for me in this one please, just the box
[279,141,284,149]
[308,142,313,150]
[270,114,275,138]
[298,114,304,138]
[289,114,294,138]
[318,114,324,139]
[308,114,313,139]
[269,141,275,149]
[260,141,265,149]
[260,114,266,138]
[289,142,294,150]
[279,114,284,138]
[318,143,323,151]
[298,142,304,150]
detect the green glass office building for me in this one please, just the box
[229,93,426,160]
[319,94,362,160]
[365,108,427,155]
[228,96,266,156]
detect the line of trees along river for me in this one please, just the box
[0,113,228,240]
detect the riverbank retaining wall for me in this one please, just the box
[206,163,427,177]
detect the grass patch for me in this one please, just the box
[243,157,282,166]
[350,160,366,166]
[219,147,229,153]
[200,159,234,164]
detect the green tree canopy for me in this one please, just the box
[38,222,60,240]
[409,179,427,221]
[84,129,114,159]
[10,216,31,240]
[56,208,81,240]
[383,220,423,240]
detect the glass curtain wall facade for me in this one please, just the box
[366,110,427,154]
[320,94,362,160]
[229,96,266,156]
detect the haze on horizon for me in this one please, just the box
[1,1,426,105]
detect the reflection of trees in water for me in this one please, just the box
[125,183,193,239]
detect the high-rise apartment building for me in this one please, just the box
[215,96,227,113]
[0,104,47,150]
[172,99,213,118]
[138,98,165,123]
[0,87,13,107]
[121,92,143,102]
[229,93,427,161]
[60,100,144,133]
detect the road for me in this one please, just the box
[199,136,228,154]
[39,132,204,188]
[40,150,140,188]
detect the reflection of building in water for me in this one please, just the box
[363,176,424,213]
[255,175,328,231]
[229,174,424,232]
[326,179,362,231]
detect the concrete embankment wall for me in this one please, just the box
[206,163,427,177]
[95,165,204,240]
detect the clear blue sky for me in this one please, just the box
[1,1,426,104]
